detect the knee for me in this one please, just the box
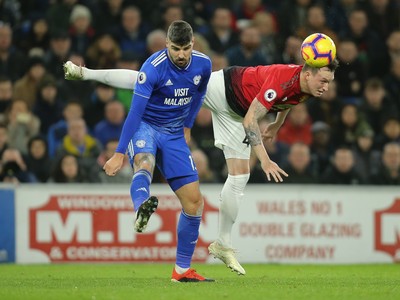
[183,194,204,216]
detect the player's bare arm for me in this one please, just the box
[243,99,288,182]
[262,108,290,141]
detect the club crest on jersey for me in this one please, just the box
[138,72,147,84]
[193,75,201,85]
[264,89,277,102]
[136,140,146,148]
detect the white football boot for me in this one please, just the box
[63,61,84,80]
[208,241,246,275]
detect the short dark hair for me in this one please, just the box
[167,20,193,46]
[302,58,339,74]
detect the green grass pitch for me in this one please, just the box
[0,264,399,300]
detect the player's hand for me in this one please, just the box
[261,122,280,142]
[261,159,288,183]
[103,153,124,176]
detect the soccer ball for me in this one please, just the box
[301,33,336,68]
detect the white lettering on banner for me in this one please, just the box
[300,223,362,238]
[257,201,306,215]
[266,245,335,260]
[36,212,92,243]
[65,246,208,260]
[57,196,132,210]
[240,222,296,237]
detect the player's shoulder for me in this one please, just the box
[191,50,212,73]
[145,49,168,69]
[192,50,211,62]
[267,64,302,72]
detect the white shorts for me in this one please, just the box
[203,70,251,160]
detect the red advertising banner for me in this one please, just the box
[28,194,218,262]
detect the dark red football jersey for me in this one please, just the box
[223,64,311,117]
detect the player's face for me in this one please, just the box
[306,68,334,97]
[167,39,194,68]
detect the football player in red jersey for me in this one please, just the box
[64,58,339,275]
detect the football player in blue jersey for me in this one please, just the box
[101,20,213,282]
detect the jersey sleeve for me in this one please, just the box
[255,69,285,111]
[184,60,212,128]
[115,63,158,154]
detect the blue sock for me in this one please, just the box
[130,169,151,212]
[176,210,201,269]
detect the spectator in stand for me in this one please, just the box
[15,15,51,55]
[6,100,40,155]
[93,100,125,148]
[33,75,65,135]
[320,146,364,185]
[49,153,89,183]
[225,24,268,66]
[84,83,116,129]
[146,29,167,56]
[369,142,400,185]
[0,76,13,123]
[191,148,219,183]
[234,0,268,28]
[94,0,124,35]
[210,52,228,72]
[44,30,72,80]
[55,117,102,176]
[331,103,372,148]
[112,5,149,57]
[278,35,303,65]
[155,4,184,33]
[341,8,387,77]
[203,7,239,54]
[278,0,313,39]
[360,77,396,136]
[96,139,132,183]
[384,57,400,116]
[310,121,334,176]
[0,22,27,82]
[193,33,212,57]
[295,4,339,47]
[385,31,400,63]
[374,117,400,150]
[252,11,281,64]
[281,142,317,184]
[85,33,121,69]
[47,101,83,158]
[325,0,359,36]
[276,103,313,147]
[335,39,366,101]
[68,4,96,57]
[0,123,8,158]
[364,0,400,40]
[306,80,342,128]
[352,128,381,183]
[0,148,36,183]
[45,0,78,34]
[13,55,48,109]
[25,135,52,182]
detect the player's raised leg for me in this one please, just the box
[63,61,138,89]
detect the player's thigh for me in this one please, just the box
[212,110,251,158]
[156,134,197,180]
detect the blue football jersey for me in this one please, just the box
[116,49,211,154]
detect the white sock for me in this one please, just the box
[174,264,189,274]
[217,174,250,248]
[83,68,138,90]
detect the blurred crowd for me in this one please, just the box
[0,0,399,185]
